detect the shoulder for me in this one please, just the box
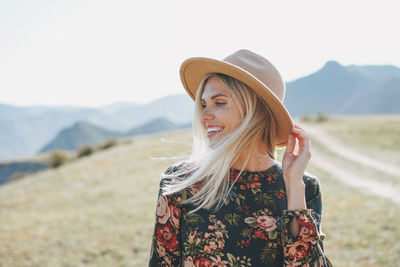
[164,161,195,175]
[158,162,195,198]
[302,171,323,204]
[302,171,321,188]
[161,161,194,183]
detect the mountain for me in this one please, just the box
[0,106,125,161]
[40,118,191,152]
[284,61,400,116]
[97,101,142,115]
[123,118,191,137]
[1,60,399,161]
[340,77,400,114]
[109,94,193,127]
[0,95,194,161]
[39,121,123,152]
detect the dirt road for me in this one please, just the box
[303,124,400,206]
[304,125,400,178]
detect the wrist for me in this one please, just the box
[286,182,306,210]
[285,179,305,193]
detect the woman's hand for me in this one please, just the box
[282,124,312,189]
[282,124,312,237]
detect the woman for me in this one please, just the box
[149,50,332,266]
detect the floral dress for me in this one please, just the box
[149,162,332,266]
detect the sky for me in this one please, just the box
[1,0,399,108]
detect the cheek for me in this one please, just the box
[224,115,241,132]
[229,109,243,129]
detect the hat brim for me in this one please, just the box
[180,57,293,147]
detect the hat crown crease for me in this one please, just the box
[223,50,285,101]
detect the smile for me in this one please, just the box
[207,127,224,137]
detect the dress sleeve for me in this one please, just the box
[281,175,333,267]
[149,166,182,267]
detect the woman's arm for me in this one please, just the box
[281,125,332,266]
[286,179,306,237]
[149,168,182,267]
[281,176,332,266]
[282,124,311,237]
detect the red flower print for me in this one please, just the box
[216,220,226,229]
[285,240,311,260]
[254,229,268,240]
[156,196,180,227]
[156,224,179,253]
[170,204,180,227]
[190,182,203,196]
[217,240,224,250]
[241,205,249,212]
[298,222,317,242]
[266,176,276,184]
[239,239,251,247]
[215,231,223,239]
[156,195,171,224]
[156,241,167,257]
[210,255,229,267]
[256,215,276,232]
[188,231,197,243]
[229,171,242,183]
[185,256,195,267]
[246,177,261,189]
[275,192,284,199]
[194,256,213,267]
[203,244,212,254]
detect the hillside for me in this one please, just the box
[0,115,399,266]
[1,61,399,161]
[40,118,191,153]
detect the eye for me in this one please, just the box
[200,101,226,109]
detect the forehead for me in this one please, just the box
[201,76,231,101]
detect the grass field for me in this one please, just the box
[303,114,400,166]
[1,115,399,266]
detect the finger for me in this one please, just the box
[285,133,296,154]
[292,127,311,155]
[292,125,310,137]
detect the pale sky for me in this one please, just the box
[1,0,399,107]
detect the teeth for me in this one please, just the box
[207,127,223,133]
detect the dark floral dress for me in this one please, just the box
[149,162,332,267]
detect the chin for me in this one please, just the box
[208,138,223,149]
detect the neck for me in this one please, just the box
[232,142,275,171]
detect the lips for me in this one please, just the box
[207,126,224,137]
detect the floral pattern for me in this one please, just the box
[149,163,332,266]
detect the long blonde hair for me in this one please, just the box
[162,73,278,213]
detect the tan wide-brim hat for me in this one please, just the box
[180,49,293,147]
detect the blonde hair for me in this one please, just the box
[163,73,278,213]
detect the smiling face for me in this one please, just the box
[200,75,243,148]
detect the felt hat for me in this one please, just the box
[180,49,293,147]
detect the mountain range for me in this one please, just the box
[1,60,399,162]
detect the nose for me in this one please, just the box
[200,106,215,123]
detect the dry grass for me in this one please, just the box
[303,114,400,166]
[1,117,399,266]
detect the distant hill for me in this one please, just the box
[0,161,48,185]
[39,121,122,152]
[0,118,191,185]
[40,118,191,152]
[0,95,193,161]
[284,61,400,116]
[1,60,399,161]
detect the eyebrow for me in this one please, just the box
[200,94,228,101]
